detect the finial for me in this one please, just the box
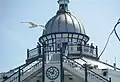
[57,0,69,11]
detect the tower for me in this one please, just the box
[1,1,120,82]
[39,0,98,82]
[39,0,98,60]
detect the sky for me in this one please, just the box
[0,0,120,72]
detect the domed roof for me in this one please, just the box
[43,11,86,35]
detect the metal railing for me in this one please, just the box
[67,44,98,59]
[27,48,39,60]
[2,59,42,82]
[63,55,110,82]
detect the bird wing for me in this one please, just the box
[38,25,46,30]
[21,21,46,29]
[21,21,36,26]
[28,22,36,26]
[39,25,45,28]
[21,22,29,23]
[29,26,36,28]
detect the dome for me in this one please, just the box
[43,11,86,35]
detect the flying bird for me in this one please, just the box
[21,21,46,30]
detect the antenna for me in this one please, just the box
[115,57,116,64]
[106,60,108,69]
[113,57,116,70]
[114,56,116,67]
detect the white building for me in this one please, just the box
[0,0,120,82]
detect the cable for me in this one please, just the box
[114,19,120,42]
[98,18,120,58]
[114,29,120,41]
[98,29,113,58]
[114,18,120,41]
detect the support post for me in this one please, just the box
[96,46,98,59]
[42,45,45,82]
[85,64,87,82]
[60,43,64,82]
[80,43,82,55]
[109,77,111,82]
[37,42,41,56]
[27,49,29,60]
[18,67,21,82]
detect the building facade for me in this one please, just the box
[0,0,120,82]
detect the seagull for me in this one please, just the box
[21,21,46,30]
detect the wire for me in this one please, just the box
[114,29,120,41]
[98,18,120,58]
[114,18,120,41]
[113,18,120,42]
[98,28,113,58]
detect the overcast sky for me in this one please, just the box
[0,0,120,72]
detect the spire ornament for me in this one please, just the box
[58,0,69,11]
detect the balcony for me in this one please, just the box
[26,42,98,63]
[67,43,98,59]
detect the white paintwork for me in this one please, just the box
[45,62,61,82]
[63,61,108,82]
[1,53,120,82]
[108,70,120,82]
[1,60,42,82]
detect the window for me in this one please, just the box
[77,44,82,51]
